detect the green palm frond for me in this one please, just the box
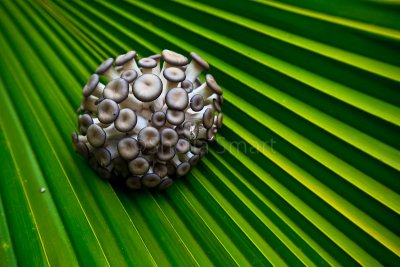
[0,0,399,266]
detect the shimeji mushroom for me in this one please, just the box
[96,58,119,80]
[185,52,209,82]
[97,99,120,124]
[115,51,142,75]
[138,58,157,74]
[72,49,224,190]
[82,74,105,98]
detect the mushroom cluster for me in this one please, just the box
[72,50,223,190]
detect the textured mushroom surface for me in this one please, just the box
[73,50,223,190]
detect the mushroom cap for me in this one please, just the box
[156,146,176,161]
[95,147,113,167]
[78,114,93,134]
[138,58,157,69]
[176,162,191,177]
[115,51,137,66]
[190,94,204,112]
[190,52,209,70]
[126,176,142,190]
[87,124,106,147]
[118,137,140,160]
[158,177,174,190]
[218,94,224,105]
[138,126,160,150]
[205,74,222,95]
[175,138,190,154]
[149,54,161,61]
[181,80,193,93]
[141,173,161,188]
[97,99,120,124]
[121,70,137,83]
[153,163,168,178]
[160,128,179,147]
[203,108,215,129]
[71,132,90,159]
[212,98,222,113]
[103,78,129,103]
[133,74,162,102]
[128,156,150,175]
[163,67,186,82]
[216,113,223,129]
[188,154,200,166]
[115,108,137,132]
[166,109,185,125]
[161,49,189,66]
[96,58,114,74]
[82,74,100,97]
[151,111,166,128]
[165,88,188,110]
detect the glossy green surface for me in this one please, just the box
[0,0,399,266]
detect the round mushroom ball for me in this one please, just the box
[72,50,223,190]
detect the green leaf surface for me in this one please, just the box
[0,0,399,266]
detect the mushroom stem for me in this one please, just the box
[93,118,111,128]
[149,54,161,75]
[80,95,99,113]
[119,94,143,112]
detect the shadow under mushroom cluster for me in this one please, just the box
[72,50,223,190]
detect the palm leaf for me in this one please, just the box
[0,0,399,266]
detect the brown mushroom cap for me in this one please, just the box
[212,98,222,113]
[205,74,222,95]
[181,80,193,93]
[216,113,223,129]
[176,162,191,177]
[87,124,106,148]
[207,127,217,141]
[118,137,140,161]
[160,128,179,147]
[151,111,166,128]
[190,94,204,112]
[115,51,137,66]
[166,109,185,125]
[95,147,114,167]
[96,58,114,74]
[126,176,142,190]
[103,78,129,103]
[165,88,188,110]
[97,99,120,124]
[141,173,161,188]
[153,163,168,178]
[175,138,190,154]
[203,108,215,129]
[158,177,174,190]
[156,146,176,161]
[138,58,157,69]
[161,49,189,66]
[71,132,90,159]
[138,126,160,150]
[82,74,100,97]
[78,114,93,134]
[115,108,137,132]
[128,156,150,175]
[121,70,137,83]
[163,67,186,82]
[190,52,209,70]
[133,74,162,102]
[166,162,176,176]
